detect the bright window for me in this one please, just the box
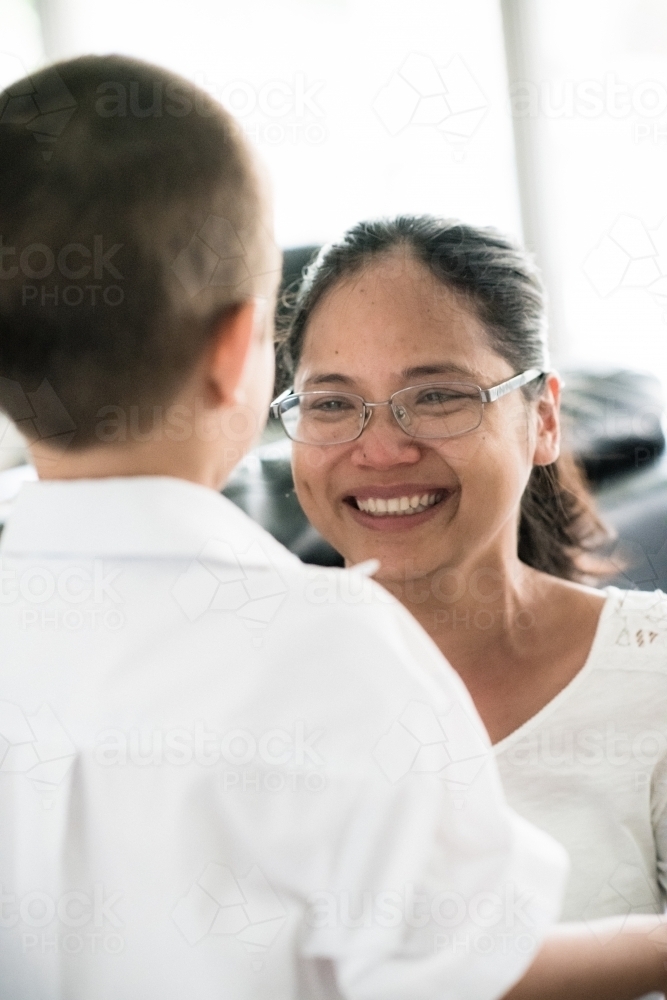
[519,0,667,383]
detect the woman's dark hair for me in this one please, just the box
[277,215,614,582]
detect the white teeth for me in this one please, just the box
[354,491,446,517]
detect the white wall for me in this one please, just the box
[20,0,522,249]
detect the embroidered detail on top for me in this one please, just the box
[614,624,663,647]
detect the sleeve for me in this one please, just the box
[298,584,569,1000]
[301,769,567,1000]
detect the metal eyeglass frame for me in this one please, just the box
[270,368,546,445]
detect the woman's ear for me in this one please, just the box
[533,372,562,467]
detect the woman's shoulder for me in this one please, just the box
[603,584,667,622]
[594,585,667,669]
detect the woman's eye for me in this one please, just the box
[417,391,459,404]
[307,397,354,413]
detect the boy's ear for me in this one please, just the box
[533,372,562,467]
[206,301,257,407]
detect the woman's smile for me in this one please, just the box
[341,482,455,531]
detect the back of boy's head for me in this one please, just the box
[0,54,277,449]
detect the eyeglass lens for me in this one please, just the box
[278,384,483,444]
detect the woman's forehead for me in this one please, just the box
[299,260,497,374]
[312,257,471,324]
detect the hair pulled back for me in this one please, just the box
[277,215,612,582]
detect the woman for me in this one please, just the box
[273,216,667,932]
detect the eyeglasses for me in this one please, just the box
[270,369,545,446]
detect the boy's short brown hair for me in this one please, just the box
[0,54,278,449]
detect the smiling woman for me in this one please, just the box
[276,215,667,945]
[277,216,610,578]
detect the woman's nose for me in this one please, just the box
[350,405,422,467]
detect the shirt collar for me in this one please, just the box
[0,475,296,566]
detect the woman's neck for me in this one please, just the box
[378,559,606,744]
[379,554,536,662]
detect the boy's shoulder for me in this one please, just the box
[0,472,471,724]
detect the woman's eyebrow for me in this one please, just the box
[303,364,481,388]
[303,372,355,387]
[402,363,479,380]
[304,364,481,387]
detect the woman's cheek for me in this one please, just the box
[292,457,333,532]
[294,446,330,474]
[431,434,486,475]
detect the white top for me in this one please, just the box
[496,586,667,923]
[0,476,566,1000]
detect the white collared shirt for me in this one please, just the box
[0,476,566,1000]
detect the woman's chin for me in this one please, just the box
[344,550,437,587]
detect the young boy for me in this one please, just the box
[0,56,665,1000]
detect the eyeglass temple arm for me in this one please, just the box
[480,369,544,403]
[270,387,295,417]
